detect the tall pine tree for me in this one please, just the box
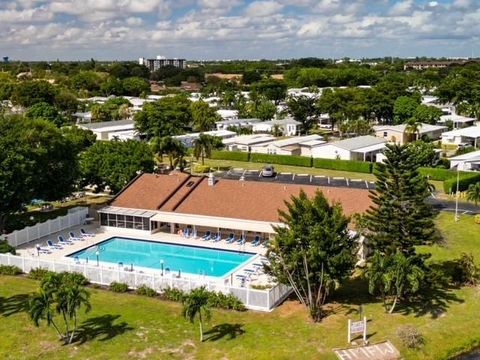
[366,144,436,256]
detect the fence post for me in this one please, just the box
[100,267,103,284]
[117,269,120,282]
[37,258,40,269]
[7,254,11,265]
[246,287,250,308]
[22,256,25,272]
[267,288,271,310]
[52,260,55,272]
[152,273,155,290]
[83,263,87,277]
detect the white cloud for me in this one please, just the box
[389,0,414,16]
[244,1,283,17]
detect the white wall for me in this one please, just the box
[311,145,352,160]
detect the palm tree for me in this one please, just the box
[193,134,223,165]
[28,289,64,340]
[467,183,480,206]
[182,287,212,342]
[405,119,422,141]
[151,136,187,169]
[66,284,92,343]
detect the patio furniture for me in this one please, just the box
[80,228,95,237]
[47,240,62,250]
[202,231,211,241]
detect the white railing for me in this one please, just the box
[1,207,89,247]
[0,253,292,312]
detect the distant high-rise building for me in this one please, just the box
[139,56,187,71]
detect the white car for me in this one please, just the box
[261,165,275,177]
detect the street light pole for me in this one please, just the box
[95,250,99,266]
[160,259,164,276]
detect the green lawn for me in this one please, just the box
[1,212,480,359]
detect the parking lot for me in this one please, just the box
[215,168,375,190]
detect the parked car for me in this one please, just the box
[261,164,275,177]
[458,142,473,150]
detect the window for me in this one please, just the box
[383,132,388,137]
[100,213,107,226]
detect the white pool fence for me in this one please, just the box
[1,207,89,247]
[0,253,292,312]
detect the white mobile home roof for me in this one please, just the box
[442,126,480,138]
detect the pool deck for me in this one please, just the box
[16,223,272,288]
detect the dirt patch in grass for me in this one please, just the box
[275,299,307,318]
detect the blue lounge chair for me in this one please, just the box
[211,233,221,242]
[225,233,235,244]
[183,228,190,237]
[36,244,50,254]
[191,229,197,238]
[202,231,211,241]
[252,235,261,246]
[236,235,245,245]
[80,228,95,237]
[69,231,83,241]
[58,235,73,245]
[47,240,62,250]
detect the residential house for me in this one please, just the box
[78,119,136,140]
[215,118,261,131]
[449,150,480,171]
[311,135,386,162]
[373,123,447,145]
[438,114,476,129]
[251,135,325,156]
[174,130,236,148]
[252,118,301,136]
[222,135,276,152]
[441,126,480,147]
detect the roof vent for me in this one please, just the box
[208,173,215,187]
[186,181,195,188]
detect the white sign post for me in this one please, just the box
[348,317,367,343]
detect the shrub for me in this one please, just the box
[0,240,16,255]
[193,164,211,173]
[452,253,478,286]
[250,153,312,167]
[210,150,250,162]
[0,265,22,275]
[109,282,129,293]
[396,325,424,349]
[28,268,53,280]
[136,285,157,297]
[60,272,89,286]
[444,172,480,193]
[475,214,480,224]
[250,284,273,290]
[162,287,187,302]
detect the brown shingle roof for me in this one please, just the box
[111,172,190,210]
[174,178,371,222]
[111,173,372,223]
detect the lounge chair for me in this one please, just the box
[58,235,73,245]
[251,235,261,247]
[225,233,235,244]
[80,228,95,237]
[202,231,211,241]
[35,244,50,254]
[183,228,190,237]
[211,233,221,242]
[47,240,62,250]
[261,240,269,248]
[68,232,83,241]
[191,229,197,238]
[236,235,245,245]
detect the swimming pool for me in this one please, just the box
[68,237,255,277]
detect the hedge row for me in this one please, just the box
[210,150,250,162]
[418,167,456,181]
[250,153,313,167]
[444,172,480,193]
[313,158,372,173]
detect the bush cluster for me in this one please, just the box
[0,240,16,255]
[162,287,246,311]
[109,282,129,293]
[0,265,22,275]
[28,267,53,280]
[313,158,372,173]
[210,150,250,162]
[396,325,425,349]
[192,164,211,173]
[250,153,312,167]
[136,285,157,297]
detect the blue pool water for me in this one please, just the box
[68,237,255,277]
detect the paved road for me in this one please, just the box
[428,197,479,214]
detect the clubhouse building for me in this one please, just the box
[99,172,373,242]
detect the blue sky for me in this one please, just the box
[0,0,479,60]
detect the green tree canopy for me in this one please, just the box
[25,102,65,127]
[265,190,357,321]
[182,286,212,342]
[393,96,421,124]
[190,100,221,131]
[413,104,443,125]
[134,95,192,139]
[252,79,287,105]
[80,140,154,193]
[121,77,150,97]
[193,134,223,165]
[287,95,317,134]
[11,81,57,107]
[366,144,436,256]
[54,91,79,114]
[61,125,97,153]
[0,115,79,232]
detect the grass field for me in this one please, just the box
[1,212,480,359]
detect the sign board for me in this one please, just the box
[334,341,401,360]
[348,317,367,343]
